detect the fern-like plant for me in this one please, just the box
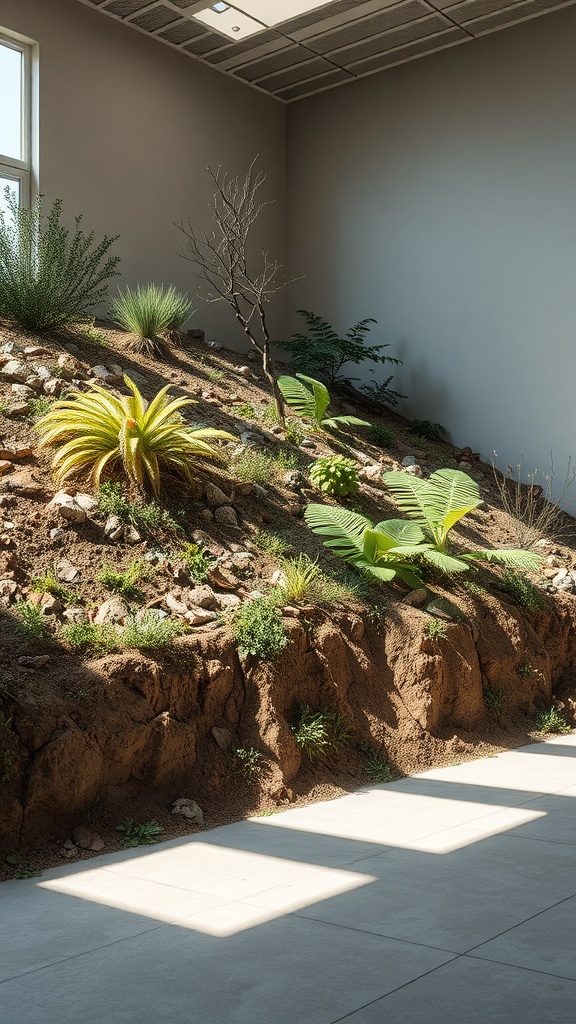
[309,455,359,497]
[36,375,233,496]
[277,310,401,392]
[382,468,540,574]
[277,374,369,433]
[110,283,193,358]
[0,190,120,331]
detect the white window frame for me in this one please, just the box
[0,29,36,208]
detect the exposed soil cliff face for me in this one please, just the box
[2,590,575,860]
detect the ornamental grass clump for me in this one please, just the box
[0,191,120,332]
[36,376,233,497]
[110,283,193,358]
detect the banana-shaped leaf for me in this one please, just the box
[463,549,541,570]
[422,548,470,573]
[373,520,426,547]
[278,374,330,424]
[383,468,480,545]
[322,415,371,432]
[304,504,372,561]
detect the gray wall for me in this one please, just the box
[0,0,287,346]
[286,10,576,491]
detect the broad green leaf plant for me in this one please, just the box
[277,373,370,433]
[36,376,233,496]
[305,468,540,588]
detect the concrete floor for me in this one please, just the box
[2,735,576,1023]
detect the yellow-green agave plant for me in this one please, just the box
[36,375,234,497]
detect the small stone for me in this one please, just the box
[404,465,423,477]
[24,345,50,356]
[90,364,122,384]
[103,515,125,541]
[72,826,105,852]
[0,461,12,475]
[62,607,88,623]
[237,365,251,378]
[123,368,147,388]
[24,376,45,390]
[217,593,242,611]
[172,798,204,825]
[403,588,429,607]
[240,431,256,444]
[48,491,87,523]
[200,509,214,521]
[4,470,41,496]
[6,402,29,416]
[124,525,142,544]
[300,439,316,449]
[215,505,238,527]
[359,464,383,483]
[55,559,82,583]
[187,585,219,609]
[211,726,233,750]
[165,592,189,616]
[94,596,129,624]
[228,393,240,403]
[0,533,15,549]
[135,606,168,624]
[552,568,568,585]
[10,384,34,398]
[1,360,29,382]
[207,566,238,591]
[285,503,302,517]
[18,655,50,669]
[542,567,560,580]
[40,594,63,615]
[60,842,79,860]
[270,569,287,587]
[205,482,233,508]
[50,528,67,542]
[246,349,259,362]
[74,493,98,514]
[402,456,417,467]
[0,579,19,605]
[283,470,306,490]
[282,605,300,617]
[184,607,217,626]
[235,482,253,496]
[34,365,51,380]
[43,377,66,397]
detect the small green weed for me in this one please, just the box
[96,560,148,600]
[62,621,119,657]
[516,662,533,678]
[206,366,225,384]
[73,319,110,347]
[284,419,306,446]
[309,455,359,497]
[500,571,548,612]
[233,402,256,419]
[533,705,571,734]
[484,688,506,718]
[291,705,351,760]
[279,555,325,604]
[26,396,54,421]
[122,613,186,650]
[232,447,273,485]
[15,601,52,641]
[31,571,79,603]
[97,482,179,536]
[367,423,395,448]
[274,449,299,472]
[13,864,41,879]
[359,742,393,783]
[253,530,291,558]
[233,597,289,660]
[425,619,448,642]
[408,419,446,441]
[0,675,14,702]
[234,747,264,780]
[116,818,164,848]
[181,543,212,583]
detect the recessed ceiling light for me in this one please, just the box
[226,0,338,27]
[212,2,229,11]
[194,0,338,40]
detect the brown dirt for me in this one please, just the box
[1,318,575,879]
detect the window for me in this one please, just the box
[0,31,33,215]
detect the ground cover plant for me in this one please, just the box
[116,818,164,847]
[533,704,571,734]
[359,742,393,783]
[0,191,120,332]
[367,423,395,448]
[408,419,446,441]
[499,570,548,612]
[36,376,233,496]
[233,596,288,659]
[96,481,179,536]
[110,283,193,358]
[61,622,119,657]
[96,560,149,600]
[122,612,185,650]
[278,373,370,434]
[309,455,359,497]
[234,747,264,780]
[291,706,351,760]
[15,601,52,641]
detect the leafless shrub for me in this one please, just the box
[492,453,576,548]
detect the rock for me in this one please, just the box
[55,559,82,583]
[542,567,559,580]
[402,456,417,467]
[187,329,205,343]
[135,606,168,624]
[40,594,63,615]
[94,597,129,624]
[74,493,98,514]
[24,345,50,356]
[0,461,12,476]
[207,566,238,591]
[235,481,253,496]
[552,569,569,586]
[184,607,217,626]
[283,470,306,490]
[300,439,316,449]
[404,464,423,477]
[24,375,45,390]
[124,525,142,544]
[123,368,148,388]
[270,569,287,587]
[6,402,28,416]
[282,605,300,617]
[0,579,19,605]
[104,515,125,541]
[0,534,16,549]
[62,607,88,624]
[286,503,302,517]
[236,365,251,379]
[211,726,233,750]
[240,431,256,444]
[535,539,553,549]
[1,360,29,382]
[89,364,123,384]
[246,349,259,362]
[403,588,429,607]
[49,528,67,542]
[228,393,240,403]
[359,464,383,483]
[165,592,189,616]
[172,798,204,825]
[43,377,66,397]
[217,593,242,611]
[48,491,87,523]
[18,655,50,669]
[72,826,105,852]
[3,470,41,496]
[10,384,34,398]
[200,509,214,521]
[187,585,219,609]
[60,841,79,859]
[0,445,32,460]
[205,482,233,508]
[34,365,51,380]
[215,505,238,527]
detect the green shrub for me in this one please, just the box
[274,449,299,472]
[97,482,179,535]
[254,530,291,558]
[181,543,212,583]
[367,423,395,448]
[110,283,193,358]
[279,555,345,606]
[15,601,52,641]
[232,447,273,484]
[96,560,148,600]
[31,571,79,603]
[0,191,120,332]
[359,742,393,783]
[122,612,185,650]
[408,419,446,441]
[291,705,351,760]
[234,747,264,780]
[233,402,256,419]
[62,621,119,657]
[26,397,54,422]
[116,818,164,848]
[533,704,571,734]
[233,597,288,659]
[277,310,402,394]
[484,688,506,717]
[284,418,306,446]
[500,570,548,612]
[310,455,359,497]
[425,619,448,641]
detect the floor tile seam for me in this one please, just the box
[492,833,576,848]
[98,861,334,899]
[327,953,464,1023]
[462,890,576,956]
[463,951,576,982]
[0,921,168,987]
[278,909,460,955]
[73,865,236,902]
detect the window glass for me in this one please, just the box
[0,175,19,222]
[0,42,22,161]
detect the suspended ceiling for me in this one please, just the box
[77,0,576,102]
